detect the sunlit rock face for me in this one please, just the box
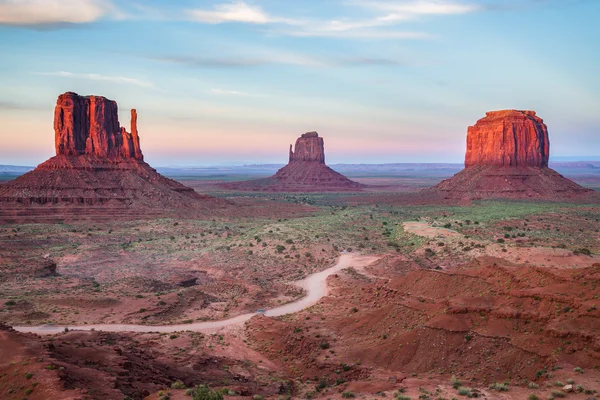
[54,92,143,160]
[465,110,549,168]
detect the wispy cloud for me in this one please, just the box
[185,0,476,39]
[149,54,415,69]
[0,0,116,27]
[0,100,42,111]
[286,29,431,39]
[149,53,327,68]
[36,71,154,88]
[210,88,269,97]
[355,0,480,19]
[187,1,274,24]
[150,55,271,68]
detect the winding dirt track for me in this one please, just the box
[14,253,378,335]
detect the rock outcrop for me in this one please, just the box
[289,132,325,163]
[0,92,227,222]
[54,92,143,160]
[426,110,595,201]
[465,110,549,168]
[221,132,363,192]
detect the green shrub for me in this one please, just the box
[190,385,224,400]
[489,382,509,392]
[451,376,462,389]
[342,392,355,398]
[550,391,565,398]
[4,300,16,306]
[574,248,592,256]
[457,387,471,397]
[171,380,187,389]
[528,395,539,400]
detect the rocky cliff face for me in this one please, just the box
[54,92,143,160]
[465,110,549,168]
[425,110,595,201]
[289,132,325,164]
[0,92,229,219]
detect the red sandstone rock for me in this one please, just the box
[0,92,228,220]
[221,131,363,192]
[54,92,143,160]
[289,132,325,164]
[426,110,594,201]
[465,110,549,168]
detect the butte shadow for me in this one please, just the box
[220,132,364,192]
[0,92,228,222]
[420,110,598,202]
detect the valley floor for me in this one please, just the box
[1,189,600,400]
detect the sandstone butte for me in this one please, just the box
[0,92,225,222]
[221,131,364,192]
[54,92,143,160]
[428,110,595,201]
[465,110,549,168]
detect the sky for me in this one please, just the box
[0,0,599,166]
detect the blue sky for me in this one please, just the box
[0,0,598,166]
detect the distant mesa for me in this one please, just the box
[288,132,325,164]
[427,110,595,200]
[221,131,364,192]
[0,92,225,222]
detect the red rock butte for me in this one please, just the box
[54,92,143,160]
[221,131,363,192]
[289,132,325,164]
[0,92,226,222]
[465,110,549,168]
[427,110,595,201]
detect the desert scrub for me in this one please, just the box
[528,395,539,400]
[319,341,330,349]
[489,382,509,391]
[342,392,355,398]
[451,375,462,389]
[457,387,472,397]
[171,380,187,389]
[189,385,224,400]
